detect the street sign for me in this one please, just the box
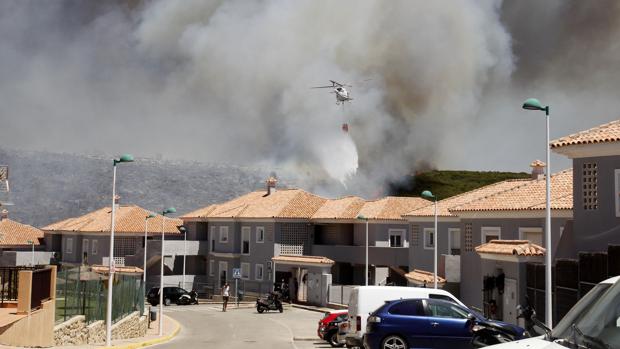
[232,268,241,279]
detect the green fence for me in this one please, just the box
[55,266,144,324]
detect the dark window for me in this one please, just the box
[426,302,469,319]
[389,300,424,316]
[242,241,250,254]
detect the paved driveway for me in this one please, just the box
[158,304,333,349]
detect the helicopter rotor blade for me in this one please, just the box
[311,86,335,89]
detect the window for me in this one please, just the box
[210,226,216,251]
[219,226,229,243]
[114,237,137,256]
[389,230,404,247]
[426,302,468,319]
[219,261,228,287]
[519,227,543,246]
[481,227,501,243]
[464,223,473,252]
[424,228,435,250]
[389,300,424,316]
[583,162,598,210]
[429,294,458,304]
[82,239,89,254]
[66,238,73,254]
[91,240,98,255]
[209,260,214,276]
[241,227,250,255]
[616,170,620,217]
[449,228,461,255]
[256,226,265,243]
[241,263,250,280]
[411,224,420,246]
[255,264,264,281]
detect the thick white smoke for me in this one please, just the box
[1,1,620,197]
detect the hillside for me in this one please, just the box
[389,170,531,200]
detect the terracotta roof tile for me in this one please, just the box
[311,196,366,220]
[271,255,335,265]
[358,197,430,220]
[43,205,182,235]
[181,205,218,219]
[404,179,530,217]
[449,169,573,212]
[551,119,620,148]
[475,240,545,256]
[530,160,546,167]
[404,269,446,284]
[0,218,44,246]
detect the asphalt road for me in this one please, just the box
[157,303,334,349]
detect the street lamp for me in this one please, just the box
[421,190,438,289]
[522,98,552,327]
[159,207,176,336]
[27,240,34,266]
[106,154,133,347]
[143,213,157,285]
[178,226,187,290]
[356,215,369,286]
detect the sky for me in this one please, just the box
[1,0,620,197]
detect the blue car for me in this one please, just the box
[364,298,525,349]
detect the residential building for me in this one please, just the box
[42,204,197,290]
[0,209,52,266]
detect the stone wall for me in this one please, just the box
[54,311,148,346]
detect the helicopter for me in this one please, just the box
[311,80,353,105]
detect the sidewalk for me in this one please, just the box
[52,315,180,349]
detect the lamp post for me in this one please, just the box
[105,154,133,347]
[178,226,187,290]
[356,215,369,286]
[27,240,34,266]
[522,98,552,327]
[159,207,176,336]
[421,190,438,289]
[143,213,156,285]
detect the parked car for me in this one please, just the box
[345,286,464,348]
[486,275,620,349]
[318,310,348,347]
[364,298,525,349]
[147,286,189,306]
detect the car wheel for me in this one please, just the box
[257,306,264,313]
[278,306,283,313]
[381,335,407,349]
[164,298,171,306]
[328,331,343,347]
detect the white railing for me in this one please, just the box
[102,256,126,267]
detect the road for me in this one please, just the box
[157,303,334,349]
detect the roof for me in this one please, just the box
[449,169,573,212]
[91,265,144,275]
[475,240,545,256]
[357,197,430,220]
[271,255,335,266]
[403,179,530,217]
[0,218,44,246]
[43,205,183,235]
[551,119,620,149]
[183,189,327,219]
[404,269,446,285]
[530,160,546,167]
[311,196,366,220]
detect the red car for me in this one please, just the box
[317,310,348,347]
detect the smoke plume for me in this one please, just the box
[1,1,620,198]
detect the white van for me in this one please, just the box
[487,275,620,349]
[344,286,464,348]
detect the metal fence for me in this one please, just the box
[0,266,36,304]
[328,285,355,305]
[56,266,144,324]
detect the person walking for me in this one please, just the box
[222,282,230,312]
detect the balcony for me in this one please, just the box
[311,244,409,266]
[146,240,209,259]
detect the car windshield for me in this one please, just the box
[552,281,619,348]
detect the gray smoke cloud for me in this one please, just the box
[1,0,619,198]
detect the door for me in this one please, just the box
[423,300,472,349]
[387,300,432,348]
[219,261,228,287]
[503,278,518,325]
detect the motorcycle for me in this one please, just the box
[516,299,551,338]
[256,292,283,313]
[176,291,199,305]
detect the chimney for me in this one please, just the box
[530,160,546,180]
[266,176,277,196]
[0,209,7,221]
[114,195,121,207]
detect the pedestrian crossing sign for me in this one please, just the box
[232,268,241,279]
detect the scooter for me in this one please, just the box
[516,300,551,338]
[470,316,520,348]
[256,292,283,313]
[176,291,199,305]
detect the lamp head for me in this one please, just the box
[356,214,367,220]
[27,240,33,244]
[162,207,176,215]
[146,213,157,219]
[522,98,544,111]
[114,154,134,165]
[421,190,435,199]
[178,226,187,233]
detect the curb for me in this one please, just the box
[293,337,319,341]
[108,316,181,349]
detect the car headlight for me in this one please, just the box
[368,316,381,323]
